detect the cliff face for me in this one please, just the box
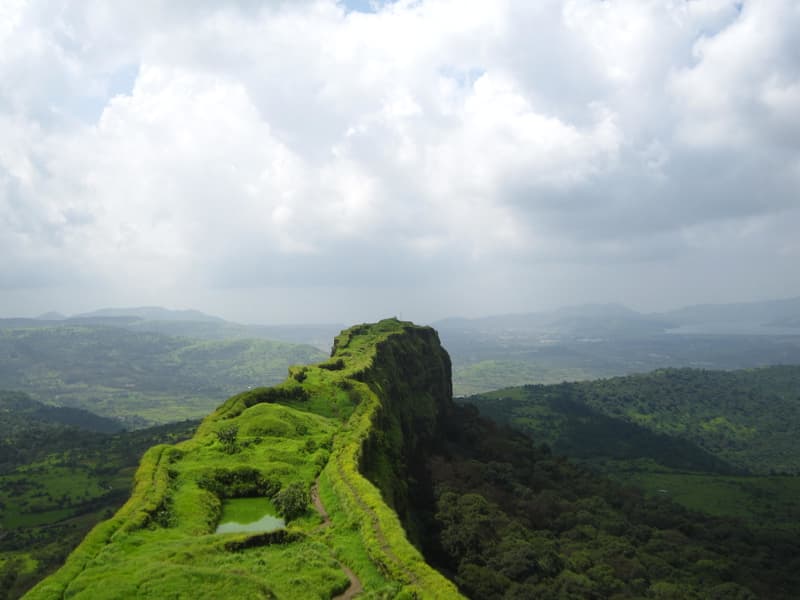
[27,319,462,600]
[353,325,454,542]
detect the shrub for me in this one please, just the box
[197,467,280,499]
[273,482,309,521]
[215,425,239,454]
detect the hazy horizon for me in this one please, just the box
[3,294,800,328]
[2,1,798,326]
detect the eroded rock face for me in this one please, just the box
[356,324,456,542]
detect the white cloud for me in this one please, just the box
[0,0,798,321]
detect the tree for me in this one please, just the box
[215,425,239,454]
[273,482,309,521]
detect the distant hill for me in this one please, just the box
[0,390,123,435]
[436,297,800,338]
[435,303,675,337]
[0,325,327,426]
[433,298,800,395]
[35,311,66,320]
[74,306,226,323]
[125,319,342,349]
[5,306,343,349]
[467,365,800,475]
[657,296,800,326]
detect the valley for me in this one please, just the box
[1,310,799,598]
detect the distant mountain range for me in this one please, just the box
[19,307,344,349]
[19,296,800,343]
[659,296,800,326]
[434,297,800,337]
[73,306,226,323]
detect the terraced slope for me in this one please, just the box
[25,319,461,599]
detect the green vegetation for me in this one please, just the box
[600,465,800,531]
[0,325,327,426]
[0,390,198,599]
[411,403,800,599]
[472,366,800,474]
[452,360,598,396]
[466,366,800,540]
[26,319,461,599]
[16,322,800,599]
[438,313,800,395]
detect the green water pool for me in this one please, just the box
[215,497,285,534]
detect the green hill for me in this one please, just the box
[22,322,800,599]
[25,319,462,599]
[0,325,327,426]
[470,366,800,475]
[466,367,800,534]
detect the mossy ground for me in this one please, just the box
[26,319,462,599]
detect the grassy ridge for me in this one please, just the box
[26,319,461,599]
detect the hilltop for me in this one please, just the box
[24,320,800,599]
[26,319,461,599]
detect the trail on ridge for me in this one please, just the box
[311,481,363,600]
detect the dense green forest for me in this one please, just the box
[466,366,800,532]
[0,391,198,599]
[0,324,326,426]
[410,403,800,599]
[468,366,800,474]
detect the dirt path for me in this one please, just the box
[332,462,420,588]
[333,564,363,600]
[311,481,364,599]
[311,483,330,528]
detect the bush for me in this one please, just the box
[197,467,280,499]
[273,482,309,521]
[215,425,239,454]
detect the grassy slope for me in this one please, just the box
[600,463,800,531]
[25,319,461,599]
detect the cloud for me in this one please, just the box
[0,0,798,321]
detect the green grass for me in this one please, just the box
[0,325,327,426]
[26,319,463,599]
[601,462,800,531]
[1,465,111,528]
[453,360,598,396]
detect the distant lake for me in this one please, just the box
[215,498,285,534]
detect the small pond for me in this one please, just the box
[215,498,285,534]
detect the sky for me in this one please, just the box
[1,0,799,325]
